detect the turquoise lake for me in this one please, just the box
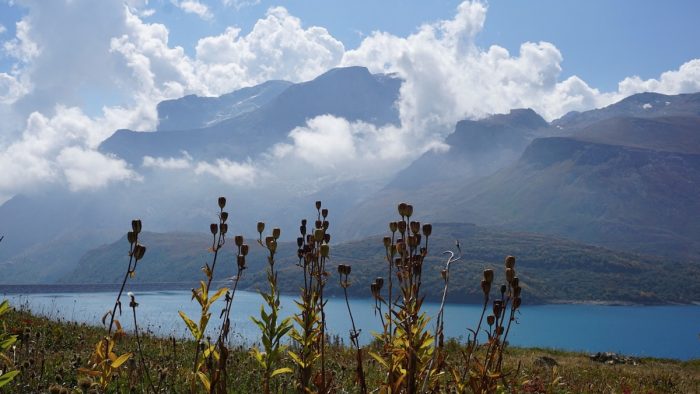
[4,288,699,360]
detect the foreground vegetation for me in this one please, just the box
[1,307,698,393]
[2,198,699,393]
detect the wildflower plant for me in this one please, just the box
[289,201,332,393]
[250,222,293,394]
[78,219,146,391]
[0,300,19,388]
[178,197,236,393]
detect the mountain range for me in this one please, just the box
[1,66,699,304]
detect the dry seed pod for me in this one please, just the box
[272,228,281,239]
[321,208,328,218]
[410,221,420,234]
[297,237,304,247]
[389,222,398,233]
[505,255,516,269]
[320,243,330,258]
[398,202,408,217]
[324,233,331,243]
[235,235,244,247]
[513,286,522,297]
[315,201,322,210]
[493,300,503,316]
[405,204,413,217]
[481,279,491,295]
[398,221,407,234]
[132,219,142,234]
[396,240,406,253]
[299,225,307,236]
[315,220,322,229]
[268,239,277,253]
[220,211,228,222]
[375,277,384,289]
[314,229,324,242]
[210,223,218,235]
[257,222,265,234]
[506,268,515,283]
[127,231,136,244]
[487,315,495,326]
[337,264,346,275]
[422,223,432,237]
[441,269,448,280]
[383,236,391,249]
[500,284,507,295]
[496,326,504,335]
[133,244,146,260]
[483,269,494,284]
[241,244,249,256]
[218,197,226,209]
[265,236,274,248]
[220,224,228,234]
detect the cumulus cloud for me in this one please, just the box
[223,0,261,10]
[194,159,258,186]
[617,59,700,97]
[142,152,193,169]
[176,0,213,20]
[57,147,140,191]
[0,24,6,35]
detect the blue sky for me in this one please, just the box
[0,0,699,197]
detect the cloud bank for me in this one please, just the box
[0,0,698,201]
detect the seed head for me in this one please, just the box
[131,219,142,234]
[398,202,408,217]
[133,244,146,261]
[220,211,228,222]
[272,227,281,239]
[487,315,495,326]
[210,223,218,235]
[320,243,330,258]
[235,235,243,247]
[321,208,328,218]
[257,221,265,234]
[410,221,420,234]
[315,201,322,210]
[483,269,494,284]
[506,268,515,283]
[240,244,249,256]
[383,236,391,249]
[219,223,228,234]
[505,255,516,269]
[481,279,491,295]
[422,223,432,237]
[127,231,136,244]
[389,222,398,233]
[218,197,226,209]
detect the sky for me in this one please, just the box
[0,0,699,201]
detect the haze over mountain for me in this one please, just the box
[1,67,699,294]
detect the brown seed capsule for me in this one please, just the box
[320,243,330,258]
[321,208,328,218]
[398,202,408,217]
[506,268,515,283]
[487,315,495,326]
[375,277,384,289]
[220,211,229,222]
[218,197,226,209]
[441,269,448,280]
[323,221,329,230]
[396,240,406,253]
[132,219,142,234]
[383,236,391,248]
[513,286,522,297]
[513,297,522,310]
[398,221,407,234]
[268,239,277,253]
[315,220,322,229]
[241,244,249,256]
[299,225,306,236]
[314,229,324,242]
[505,255,516,269]
[220,223,228,234]
[127,231,136,244]
[297,237,304,247]
[210,223,218,235]
[500,284,507,295]
[133,244,146,260]
[422,223,432,237]
[481,279,491,295]
[272,228,281,239]
[324,233,331,243]
[408,235,418,248]
[257,222,265,234]
[493,300,503,316]
[237,255,246,270]
[410,221,420,234]
[315,201,322,210]
[512,277,519,288]
[337,264,345,275]
[483,269,494,284]
[496,326,504,335]
[389,222,398,233]
[265,236,274,248]
[235,235,244,247]
[405,204,413,217]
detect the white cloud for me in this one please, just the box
[57,147,140,191]
[617,59,700,97]
[194,158,258,186]
[223,0,261,10]
[176,0,213,20]
[0,24,6,35]
[142,152,192,169]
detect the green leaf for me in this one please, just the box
[209,287,229,306]
[0,370,19,387]
[270,367,292,378]
[179,311,201,340]
[0,335,17,352]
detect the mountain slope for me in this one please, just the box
[99,66,401,164]
[65,224,700,304]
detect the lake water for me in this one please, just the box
[3,287,699,360]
